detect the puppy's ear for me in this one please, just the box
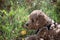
[37,14,44,19]
[37,11,44,18]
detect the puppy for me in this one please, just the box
[24,10,60,40]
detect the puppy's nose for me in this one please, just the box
[23,22,29,28]
[25,23,29,26]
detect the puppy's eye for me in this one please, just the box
[36,18,38,21]
[31,19,34,22]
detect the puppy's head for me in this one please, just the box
[24,10,50,30]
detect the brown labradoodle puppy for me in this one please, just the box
[24,10,60,40]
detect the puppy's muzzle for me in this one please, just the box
[25,22,29,26]
[24,21,30,28]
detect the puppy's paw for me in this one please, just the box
[25,35,39,40]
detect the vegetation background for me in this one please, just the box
[0,0,60,40]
